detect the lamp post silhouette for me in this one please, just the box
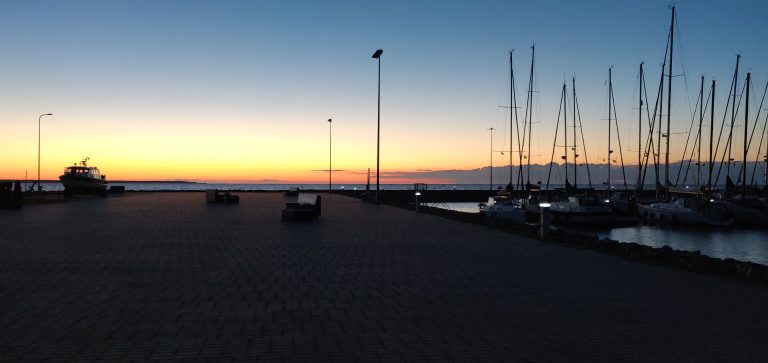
[372,49,383,203]
[37,113,53,192]
[328,118,332,193]
[488,127,495,193]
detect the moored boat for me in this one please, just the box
[549,194,615,227]
[59,158,108,196]
[637,197,733,227]
[479,195,526,223]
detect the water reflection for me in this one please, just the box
[434,202,768,266]
[597,226,768,266]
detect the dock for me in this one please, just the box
[2,192,767,361]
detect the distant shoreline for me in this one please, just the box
[1,179,203,184]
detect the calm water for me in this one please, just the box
[32,182,497,192]
[436,202,768,266]
[30,182,692,192]
[597,227,768,266]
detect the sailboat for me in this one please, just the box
[636,6,734,227]
[480,50,526,223]
[546,80,614,226]
[721,73,768,226]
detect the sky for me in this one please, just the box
[1,0,766,183]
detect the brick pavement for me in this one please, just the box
[1,192,767,361]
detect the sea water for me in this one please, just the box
[435,201,768,266]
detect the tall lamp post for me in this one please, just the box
[487,127,495,193]
[328,118,332,193]
[38,113,53,192]
[372,49,383,203]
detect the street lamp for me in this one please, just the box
[38,113,53,192]
[487,127,495,193]
[372,49,383,203]
[328,118,332,193]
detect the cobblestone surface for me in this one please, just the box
[1,192,767,361]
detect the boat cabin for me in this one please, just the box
[571,194,602,206]
[63,166,103,180]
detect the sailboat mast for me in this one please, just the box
[573,77,578,189]
[709,80,715,193]
[488,127,495,192]
[563,83,569,187]
[656,64,664,200]
[527,45,535,185]
[665,5,675,201]
[608,67,613,197]
[698,76,704,189]
[743,72,750,201]
[727,55,740,180]
[509,51,514,188]
[638,63,644,191]
[510,51,524,190]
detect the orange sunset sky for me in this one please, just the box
[1,1,766,184]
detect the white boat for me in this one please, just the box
[59,158,108,196]
[549,194,614,227]
[479,196,526,223]
[637,198,733,227]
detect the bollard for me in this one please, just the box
[414,192,421,213]
[539,203,551,239]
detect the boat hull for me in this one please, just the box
[480,204,526,224]
[637,201,733,227]
[549,209,615,227]
[729,203,768,227]
[59,176,108,196]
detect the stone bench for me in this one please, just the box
[205,189,239,204]
[282,193,321,221]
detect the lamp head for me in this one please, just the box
[372,49,383,59]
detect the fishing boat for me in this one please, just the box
[59,157,108,196]
[548,194,615,227]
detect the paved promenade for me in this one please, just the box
[2,192,767,361]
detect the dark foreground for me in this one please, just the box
[1,193,767,361]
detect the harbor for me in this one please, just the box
[2,1,768,361]
[2,192,768,361]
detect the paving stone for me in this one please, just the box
[1,192,768,361]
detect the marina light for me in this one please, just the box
[539,203,551,208]
[372,48,383,203]
[37,113,54,192]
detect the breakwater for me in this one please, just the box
[413,204,768,287]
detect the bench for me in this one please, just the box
[282,193,321,221]
[205,189,240,204]
[0,181,23,209]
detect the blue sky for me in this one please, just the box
[1,0,766,182]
